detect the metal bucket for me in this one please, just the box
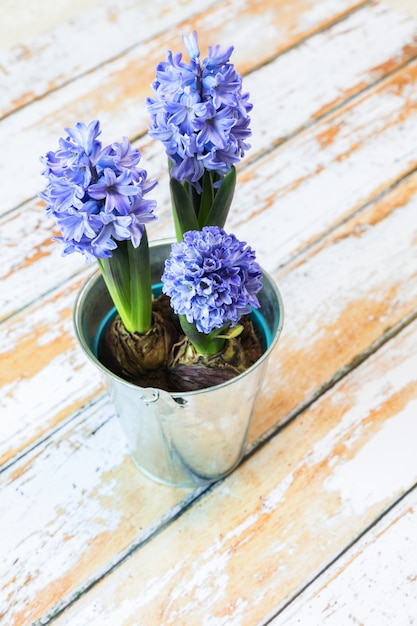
[73,240,284,487]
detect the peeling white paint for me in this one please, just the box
[273,489,417,625]
[0,348,100,448]
[279,188,417,350]
[3,1,417,625]
[0,399,126,624]
[3,1,417,322]
[297,0,362,30]
[38,320,417,626]
[324,398,417,515]
[0,0,221,118]
[1,1,416,219]
[262,473,295,512]
[233,81,417,272]
[306,330,417,472]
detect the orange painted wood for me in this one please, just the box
[0,396,194,626]
[2,129,417,470]
[249,170,417,441]
[0,1,395,216]
[2,2,417,625]
[0,270,102,468]
[3,2,417,320]
[272,486,417,624]
[1,163,417,625]
[0,0,367,120]
[0,0,220,119]
[51,318,417,626]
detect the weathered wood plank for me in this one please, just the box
[230,56,417,272]
[2,145,417,472]
[3,2,417,320]
[0,0,220,119]
[0,1,407,217]
[272,488,417,625]
[3,4,417,626]
[51,315,417,625]
[0,0,367,121]
[248,169,417,441]
[1,160,417,624]
[0,200,86,322]
[0,397,194,626]
[0,270,103,468]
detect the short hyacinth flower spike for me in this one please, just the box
[162,226,263,355]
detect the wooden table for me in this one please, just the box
[2,1,417,624]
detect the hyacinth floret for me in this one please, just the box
[162,226,262,334]
[147,31,252,191]
[40,120,157,261]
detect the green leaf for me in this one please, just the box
[179,314,226,355]
[216,324,244,340]
[170,177,199,240]
[98,243,131,326]
[127,229,152,334]
[98,233,153,334]
[197,170,215,228]
[204,166,236,229]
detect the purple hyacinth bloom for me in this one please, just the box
[162,226,262,334]
[40,120,157,261]
[88,168,140,215]
[147,32,252,191]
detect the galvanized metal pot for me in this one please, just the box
[74,240,284,488]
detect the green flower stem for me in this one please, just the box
[129,229,152,333]
[169,177,199,241]
[179,314,226,355]
[197,170,214,228]
[204,165,236,229]
[98,230,152,334]
[169,164,236,240]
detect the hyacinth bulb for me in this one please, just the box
[99,295,180,391]
[168,316,263,392]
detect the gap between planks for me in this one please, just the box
[0,0,369,121]
[2,161,417,625]
[267,482,417,625]
[49,317,417,625]
[3,1,417,324]
[0,0,383,216]
[3,161,417,470]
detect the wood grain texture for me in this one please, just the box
[272,487,417,625]
[2,2,417,625]
[0,270,102,468]
[2,137,417,471]
[50,318,417,626]
[0,0,220,119]
[249,169,417,442]
[0,0,366,120]
[230,56,417,272]
[0,0,394,217]
[0,397,194,626]
[3,2,417,321]
[2,161,417,625]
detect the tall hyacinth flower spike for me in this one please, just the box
[40,120,158,334]
[147,31,252,240]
